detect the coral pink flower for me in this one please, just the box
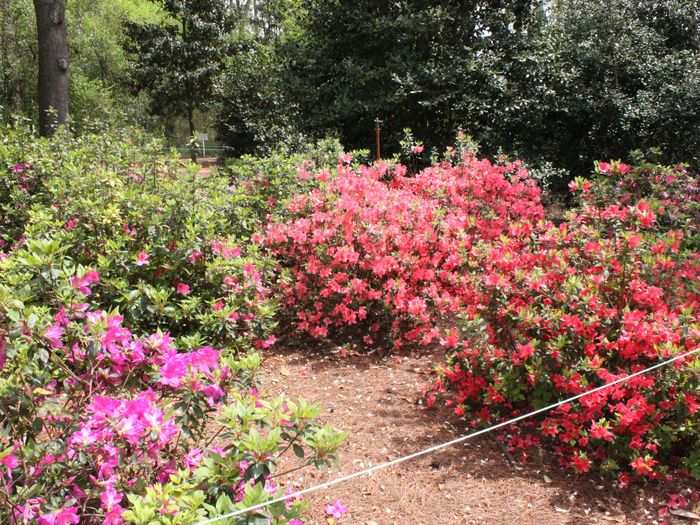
[175,282,191,296]
[135,251,150,266]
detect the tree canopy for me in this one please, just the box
[1,0,698,178]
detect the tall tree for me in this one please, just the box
[33,0,69,135]
[126,0,232,143]
[278,0,538,153]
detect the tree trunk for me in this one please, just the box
[33,0,69,136]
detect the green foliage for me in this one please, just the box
[0,121,278,351]
[503,0,700,184]
[126,0,234,137]
[0,0,166,128]
[218,41,305,155]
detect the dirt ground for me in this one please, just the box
[260,347,700,525]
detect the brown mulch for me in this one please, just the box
[260,347,699,525]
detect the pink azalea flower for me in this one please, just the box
[70,270,100,295]
[159,354,187,387]
[288,520,304,525]
[617,162,632,175]
[38,506,80,525]
[0,452,19,471]
[597,161,612,174]
[411,144,424,154]
[100,484,123,512]
[13,498,45,522]
[324,500,348,519]
[188,250,203,264]
[184,448,203,470]
[175,282,191,296]
[64,217,78,230]
[135,251,150,266]
[11,163,27,174]
[261,335,277,349]
[264,478,277,495]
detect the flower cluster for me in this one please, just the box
[265,153,543,350]
[430,160,700,482]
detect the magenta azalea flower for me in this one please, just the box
[38,506,80,525]
[324,499,348,519]
[70,270,100,295]
[44,324,65,348]
[0,451,19,471]
[184,447,203,470]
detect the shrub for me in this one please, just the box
[264,152,543,350]
[0,123,347,524]
[1,122,278,352]
[431,160,700,483]
[266,150,700,483]
[0,294,344,524]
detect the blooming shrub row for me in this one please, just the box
[265,154,700,483]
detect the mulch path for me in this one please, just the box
[260,347,699,525]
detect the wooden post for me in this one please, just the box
[374,117,383,161]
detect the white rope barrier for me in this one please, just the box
[192,347,700,525]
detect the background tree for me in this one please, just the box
[275,0,538,154]
[126,0,234,143]
[504,0,700,184]
[216,0,304,154]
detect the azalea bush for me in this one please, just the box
[570,159,700,248]
[1,123,170,249]
[430,160,700,483]
[0,122,347,524]
[1,122,279,353]
[264,152,543,350]
[266,150,700,483]
[0,294,344,524]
